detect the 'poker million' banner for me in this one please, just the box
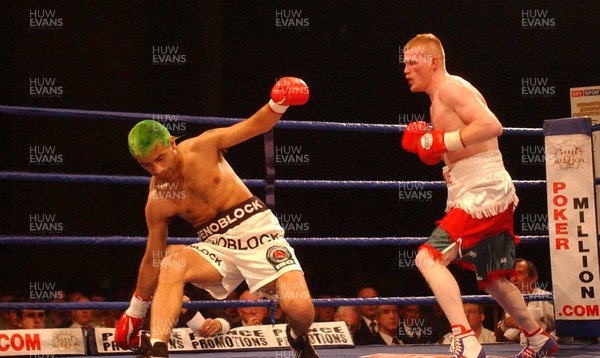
[544,117,600,336]
[570,85,600,230]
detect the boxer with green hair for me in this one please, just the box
[128,120,171,159]
[117,77,320,358]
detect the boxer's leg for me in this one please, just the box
[416,247,469,327]
[274,270,319,357]
[484,279,557,357]
[150,248,222,343]
[276,270,314,335]
[416,227,485,358]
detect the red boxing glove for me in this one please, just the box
[268,77,309,114]
[115,312,144,349]
[417,130,465,166]
[401,121,429,153]
[114,293,151,350]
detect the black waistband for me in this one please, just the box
[195,196,268,240]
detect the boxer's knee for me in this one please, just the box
[415,247,438,271]
[281,296,314,334]
[282,296,314,321]
[159,250,190,279]
[165,245,186,255]
[276,271,314,325]
[482,276,512,296]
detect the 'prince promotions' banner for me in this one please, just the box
[91,321,353,355]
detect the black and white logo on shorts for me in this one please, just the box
[266,246,295,271]
[191,246,222,267]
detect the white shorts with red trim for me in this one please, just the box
[444,149,518,219]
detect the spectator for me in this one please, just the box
[142,285,230,338]
[0,295,20,330]
[19,309,46,329]
[497,259,556,342]
[354,287,379,345]
[232,290,268,328]
[333,306,361,342]
[398,304,436,344]
[45,290,71,328]
[372,305,402,345]
[91,292,116,328]
[442,303,495,344]
[0,309,20,330]
[69,295,94,330]
[0,294,14,303]
[426,304,451,343]
[177,294,231,337]
[69,291,85,304]
[222,290,242,327]
[314,294,336,322]
[264,304,287,325]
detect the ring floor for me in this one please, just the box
[93,341,600,358]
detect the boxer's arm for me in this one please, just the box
[135,197,170,298]
[200,105,283,151]
[438,81,503,146]
[115,192,172,350]
[191,77,309,151]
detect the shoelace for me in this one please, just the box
[516,347,534,358]
[450,336,464,358]
[514,332,554,358]
[515,346,545,358]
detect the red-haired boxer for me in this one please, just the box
[402,33,557,358]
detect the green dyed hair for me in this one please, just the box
[128,120,171,158]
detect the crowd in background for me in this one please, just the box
[0,258,558,346]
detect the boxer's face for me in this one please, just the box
[137,141,177,181]
[403,45,434,93]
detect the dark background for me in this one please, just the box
[0,1,598,303]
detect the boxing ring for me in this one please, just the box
[1,104,600,357]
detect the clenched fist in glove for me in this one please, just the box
[268,77,309,114]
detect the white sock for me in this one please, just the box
[452,325,482,356]
[150,338,165,346]
[525,327,548,348]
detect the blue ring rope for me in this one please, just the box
[0,171,546,189]
[0,294,552,310]
[0,105,542,135]
[0,106,556,314]
[0,235,547,246]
